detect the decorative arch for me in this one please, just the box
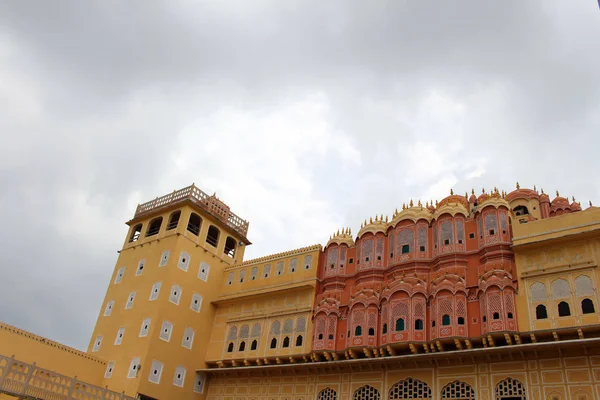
[353,385,381,400]
[440,380,474,399]
[317,388,337,400]
[389,377,431,399]
[495,377,526,400]
[551,279,571,299]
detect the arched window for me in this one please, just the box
[355,326,362,336]
[442,315,451,326]
[389,378,431,399]
[318,333,323,340]
[558,301,571,317]
[129,224,142,242]
[382,323,388,334]
[187,213,201,235]
[395,318,405,331]
[493,312,500,320]
[495,377,526,400]
[441,380,474,399]
[457,317,465,325]
[270,338,277,348]
[282,337,290,348]
[167,211,180,230]
[238,341,245,351]
[513,205,529,216]
[227,342,234,352]
[295,335,303,346]
[224,237,236,257]
[401,244,410,254]
[414,319,423,330]
[250,340,258,350]
[206,225,220,247]
[507,312,514,319]
[353,385,381,400]
[317,388,337,400]
[146,217,163,237]
[582,298,595,314]
[368,327,375,336]
[536,304,548,319]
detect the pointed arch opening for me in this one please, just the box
[558,301,571,317]
[495,377,526,400]
[389,377,431,399]
[395,318,405,331]
[317,387,337,400]
[353,385,380,400]
[535,304,547,319]
[582,298,595,314]
[440,380,474,399]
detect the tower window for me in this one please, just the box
[104,361,115,379]
[401,244,410,254]
[415,319,423,330]
[270,338,277,349]
[135,259,145,276]
[442,315,451,326]
[182,327,194,349]
[160,321,173,342]
[92,335,102,352]
[172,366,186,387]
[206,225,220,247]
[328,334,334,340]
[114,267,125,284]
[395,318,405,331]
[227,342,234,352]
[125,292,136,309]
[283,337,290,348]
[365,257,369,262]
[139,319,151,337]
[148,360,163,384]
[355,326,362,336]
[159,250,170,267]
[198,262,210,281]
[296,335,303,346]
[149,282,161,301]
[489,229,495,235]
[349,258,354,264]
[419,246,425,252]
[114,327,125,345]
[582,298,595,314]
[127,357,140,379]
[167,211,181,230]
[318,333,323,340]
[536,304,548,319]
[507,312,513,319]
[444,239,450,245]
[178,251,190,271]
[251,340,258,350]
[104,300,114,316]
[457,317,465,325]
[469,233,475,239]
[170,284,182,305]
[368,328,375,336]
[558,301,571,317]
[187,213,202,235]
[145,217,163,237]
[514,205,529,216]
[129,224,142,243]
[493,312,500,320]
[190,293,203,313]
[224,236,236,257]
[239,341,246,351]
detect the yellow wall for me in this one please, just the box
[206,246,320,364]
[513,208,600,332]
[206,354,600,400]
[0,322,105,385]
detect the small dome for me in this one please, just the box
[539,191,550,203]
[571,202,582,212]
[469,193,478,203]
[326,227,354,248]
[505,187,539,202]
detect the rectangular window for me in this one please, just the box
[148,360,164,384]
[149,282,162,301]
[125,292,136,309]
[104,300,114,316]
[190,293,203,313]
[169,285,182,305]
[173,366,186,387]
[182,327,194,349]
[104,361,115,378]
[135,259,146,276]
[127,357,140,379]
[289,258,297,273]
[92,335,102,352]
[178,251,190,272]
[114,327,125,345]
[304,255,313,270]
[276,261,284,276]
[194,372,206,394]
[159,250,170,267]
[160,321,173,342]
[114,267,125,284]
[139,318,151,337]
[198,262,209,281]
[263,264,271,278]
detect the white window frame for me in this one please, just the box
[227,272,234,285]
[114,327,125,345]
[104,300,114,316]
[159,250,170,267]
[198,262,210,282]
[148,360,163,384]
[104,361,115,378]
[182,327,194,349]
[114,267,125,284]
[92,335,102,352]
[160,321,173,342]
[135,259,146,276]
[194,372,206,394]
[239,270,246,283]
[173,366,186,387]
[190,293,203,313]
[178,251,190,272]
[127,357,140,379]
[169,284,182,305]
[139,318,151,337]
[125,292,136,309]
[149,281,162,301]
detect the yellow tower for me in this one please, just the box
[87,184,250,400]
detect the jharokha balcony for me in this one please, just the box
[133,184,249,238]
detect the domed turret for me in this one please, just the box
[356,214,388,239]
[469,188,477,204]
[389,199,433,228]
[326,227,354,248]
[570,197,582,212]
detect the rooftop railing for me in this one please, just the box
[0,354,136,400]
[134,184,249,237]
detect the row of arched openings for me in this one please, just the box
[536,299,595,319]
[317,377,526,400]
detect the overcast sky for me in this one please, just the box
[1,1,599,351]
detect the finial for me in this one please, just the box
[465,192,468,200]
[556,190,560,197]
[450,188,454,195]
[418,199,422,207]
[516,182,520,189]
[409,199,413,207]
[385,215,388,222]
[533,184,537,192]
[364,219,367,226]
[435,199,439,207]
[482,187,485,194]
[402,203,406,210]
[369,217,373,224]
[472,188,475,195]
[572,196,576,202]
[395,208,398,215]
[425,201,429,207]
[590,200,593,207]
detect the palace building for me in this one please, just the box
[1,183,600,400]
